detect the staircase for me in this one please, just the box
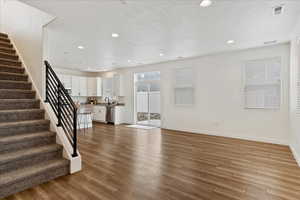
[0,33,69,199]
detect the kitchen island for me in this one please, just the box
[78,103,125,129]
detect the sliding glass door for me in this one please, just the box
[135,72,160,127]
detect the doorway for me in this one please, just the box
[134,71,161,127]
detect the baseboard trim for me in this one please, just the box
[161,127,289,146]
[290,145,300,167]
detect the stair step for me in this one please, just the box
[0,89,35,99]
[0,41,13,49]
[0,65,24,74]
[0,158,69,198]
[0,99,39,110]
[0,33,8,38]
[0,52,18,60]
[0,131,56,154]
[0,58,22,67]
[0,80,31,90]
[0,72,27,81]
[0,37,10,44]
[0,108,44,123]
[0,144,61,174]
[0,47,15,54]
[0,120,50,136]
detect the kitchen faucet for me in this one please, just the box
[104,97,111,105]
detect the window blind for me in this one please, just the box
[244,57,281,109]
[174,67,195,105]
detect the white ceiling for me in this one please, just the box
[21,0,300,72]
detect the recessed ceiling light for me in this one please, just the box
[128,60,131,63]
[160,53,164,57]
[200,0,212,7]
[227,40,235,44]
[78,46,84,49]
[112,33,119,38]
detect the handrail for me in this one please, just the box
[44,60,78,157]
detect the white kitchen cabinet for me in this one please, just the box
[87,77,97,96]
[93,105,106,122]
[87,77,102,96]
[96,78,102,96]
[113,74,125,97]
[102,78,113,97]
[71,76,80,96]
[71,76,87,96]
[114,106,125,125]
[79,77,87,96]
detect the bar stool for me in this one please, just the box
[78,105,93,134]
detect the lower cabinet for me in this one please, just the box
[92,105,125,124]
[114,106,125,125]
[93,106,106,122]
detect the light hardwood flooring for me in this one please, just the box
[2,123,300,200]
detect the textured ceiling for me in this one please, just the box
[21,0,300,71]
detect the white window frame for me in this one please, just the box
[243,57,282,110]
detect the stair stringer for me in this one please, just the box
[10,37,82,174]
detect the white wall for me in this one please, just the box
[1,0,55,95]
[289,17,300,164]
[103,44,290,145]
[0,0,3,32]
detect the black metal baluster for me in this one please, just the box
[73,107,78,157]
[44,60,78,157]
[45,64,49,103]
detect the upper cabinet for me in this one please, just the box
[102,77,113,97]
[113,74,125,97]
[71,76,87,96]
[87,77,102,97]
[79,77,87,96]
[71,76,80,96]
[102,74,125,97]
[58,73,122,97]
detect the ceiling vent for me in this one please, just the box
[273,5,284,16]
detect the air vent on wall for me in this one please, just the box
[273,5,284,15]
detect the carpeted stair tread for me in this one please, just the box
[0,47,15,54]
[0,37,10,44]
[0,108,44,113]
[0,72,27,81]
[0,108,44,123]
[0,99,39,110]
[0,52,18,60]
[0,80,31,90]
[0,65,24,74]
[0,119,50,129]
[0,144,61,165]
[0,33,8,38]
[0,89,36,99]
[0,158,69,187]
[0,41,13,48]
[0,119,50,136]
[0,131,55,145]
[0,58,21,67]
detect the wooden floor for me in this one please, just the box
[3,123,300,200]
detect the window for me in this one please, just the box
[244,57,281,109]
[174,67,195,105]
